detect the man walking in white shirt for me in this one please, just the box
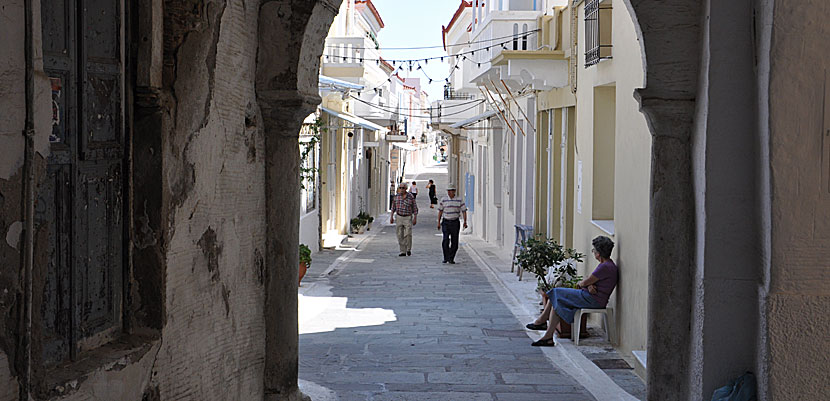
[408,181,418,199]
[436,184,467,264]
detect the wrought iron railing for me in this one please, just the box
[584,0,613,67]
[444,87,475,100]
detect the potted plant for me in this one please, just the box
[516,235,587,338]
[350,216,367,234]
[358,211,374,231]
[299,244,312,285]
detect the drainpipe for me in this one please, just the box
[20,0,36,398]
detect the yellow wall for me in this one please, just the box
[573,0,651,355]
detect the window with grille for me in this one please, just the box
[584,0,613,67]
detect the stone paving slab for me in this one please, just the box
[372,392,494,401]
[298,169,645,400]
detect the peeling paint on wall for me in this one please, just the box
[4,221,21,250]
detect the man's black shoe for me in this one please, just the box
[399,253,406,257]
[448,260,456,264]
[407,251,411,256]
[442,260,448,264]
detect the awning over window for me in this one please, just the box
[318,75,364,91]
[320,106,389,133]
[391,142,419,151]
[450,109,499,129]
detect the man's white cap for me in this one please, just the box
[447,184,457,190]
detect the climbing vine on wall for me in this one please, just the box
[300,116,323,190]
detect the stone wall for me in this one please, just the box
[766,0,830,398]
[0,0,57,396]
[0,0,333,398]
[147,0,267,398]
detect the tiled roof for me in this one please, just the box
[355,0,385,29]
[442,0,472,50]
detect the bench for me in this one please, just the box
[573,307,615,346]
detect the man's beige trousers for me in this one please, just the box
[395,214,413,253]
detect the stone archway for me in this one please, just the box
[254,1,340,400]
[623,0,807,399]
[256,1,830,400]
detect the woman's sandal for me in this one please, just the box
[525,322,547,330]
[531,338,556,347]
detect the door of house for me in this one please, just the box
[39,0,125,365]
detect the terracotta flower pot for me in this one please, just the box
[299,261,308,285]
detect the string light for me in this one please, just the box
[321,31,540,65]
[324,29,540,50]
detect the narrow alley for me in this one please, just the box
[297,166,645,401]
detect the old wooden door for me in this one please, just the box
[39,0,125,365]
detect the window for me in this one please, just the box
[513,24,519,50]
[300,125,319,214]
[592,86,616,231]
[522,24,529,50]
[584,0,613,67]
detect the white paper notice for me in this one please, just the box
[577,160,583,214]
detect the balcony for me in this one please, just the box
[322,36,385,79]
[444,86,475,101]
[464,10,568,91]
[430,98,482,132]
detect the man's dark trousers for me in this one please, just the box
[441,219,461,262]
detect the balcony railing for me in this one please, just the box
[323,36,380,65]
[444,87,475,100]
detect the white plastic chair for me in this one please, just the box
[573,307,615,346]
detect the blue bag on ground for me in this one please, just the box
[710,372,756,401]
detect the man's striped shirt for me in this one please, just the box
[438,196,467,220]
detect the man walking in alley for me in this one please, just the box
[391,182,418,256]
[437,184,467,264]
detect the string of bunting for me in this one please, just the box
[322,29,539,65]
[324,29,541,52]
[351,56,464,95]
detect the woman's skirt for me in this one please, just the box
[545,287,602,324]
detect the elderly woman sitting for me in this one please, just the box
[525,236,618,346]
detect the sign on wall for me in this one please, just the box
[390,148,400,171]
[577,160,583,214]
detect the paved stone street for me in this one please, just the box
[298,168,644,401]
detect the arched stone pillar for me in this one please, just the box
[255,1,340,400]
[624,0,702,398]
[629,0,783,399]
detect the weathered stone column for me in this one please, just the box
[259,91,318,401]
[256,1,339,399]
[627,1,702,399]
[639,99,696,400]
